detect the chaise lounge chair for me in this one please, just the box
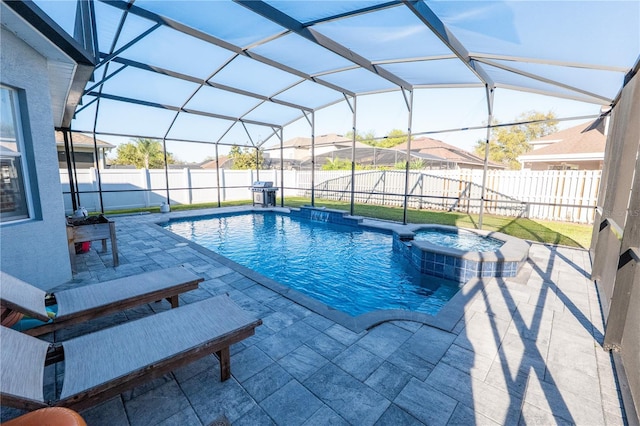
[0,267,203,336]
[0,294,262,411]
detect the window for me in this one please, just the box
[58,150,96,169]
[549,163,579,171]
[0,86,31,222]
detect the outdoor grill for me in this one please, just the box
[251,181,278,207]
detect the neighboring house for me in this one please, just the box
[518,118,607,170]
[1,2,94,288]
[200,157,229,170]
[55,131,115,169]
[280,133,369,160]
[393,137,506,170]
[168,163,209,169]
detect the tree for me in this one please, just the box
[474,111,558,170]
[228,145,264,170]
[321,157,365,170]
[378,129,407,148]
[345,130,377,146]
[110,138,177,169]
[394,158,425,170]
[346,129,408,148]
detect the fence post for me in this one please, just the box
[183,168,192,205]
[382,171,386,205]
[221,169,226,202]
[89,167,99,212]
[419,173,424,209]
[142,168,151,207]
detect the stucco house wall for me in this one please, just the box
[0,28,72,289]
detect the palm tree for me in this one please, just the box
[111,138,175,169]
[135,138,161,169]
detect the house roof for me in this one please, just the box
[200,156,229,169]
[55,131,115,149]
[394,137,505,168]
[520,119,606,159]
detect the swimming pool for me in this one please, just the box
[163,212,460,317]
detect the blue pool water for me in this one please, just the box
[414,229,504,252]
[164,212,460,317]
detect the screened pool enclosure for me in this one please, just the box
[3,0,640,419]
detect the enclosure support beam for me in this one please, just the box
[255,147,260,182]
[91,133,105,213]
[402,89,414,225]
[596,70,640,321]
[61,129,78,212]
[403,0,494,87]
[236,0,413,91]
[592,75,640,319]
[311,112,316,206]
[162,138,170,208]
[345,95,357,216]
[479,85,494,229]
[279,128,284,207]
[215,144,221,208]
[68,131,82,209]
[301,111,315,206]
[108,57,313,114]
[594,71,640,421]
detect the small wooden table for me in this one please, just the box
[67,216,119,272]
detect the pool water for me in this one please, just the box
[413,229,504,252]
[164,212,460,317]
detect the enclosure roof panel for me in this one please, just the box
[427,1,639,69]
[208,55,305,98]
[116,27,237,80]
[311,4,453,62]
[381,58,482,87]
[247,33,356,76]
[134,0,286,47]
[273,80,347,110]
[263,0,395,24]
[22,0,637,145]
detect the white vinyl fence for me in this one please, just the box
[60,168,601,223]
[60,168,299,213]
[300,169,601,223]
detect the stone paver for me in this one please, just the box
[0,208,627,425]
[261,380,324,425]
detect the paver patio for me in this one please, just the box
[1,207,628,425]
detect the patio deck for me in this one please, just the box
[1,208,628,425]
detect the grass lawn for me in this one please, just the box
[285,198,592,248]
[102,197,593,248]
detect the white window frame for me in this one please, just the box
[1,84,33,224]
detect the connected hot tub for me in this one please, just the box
[393,225,530,283]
